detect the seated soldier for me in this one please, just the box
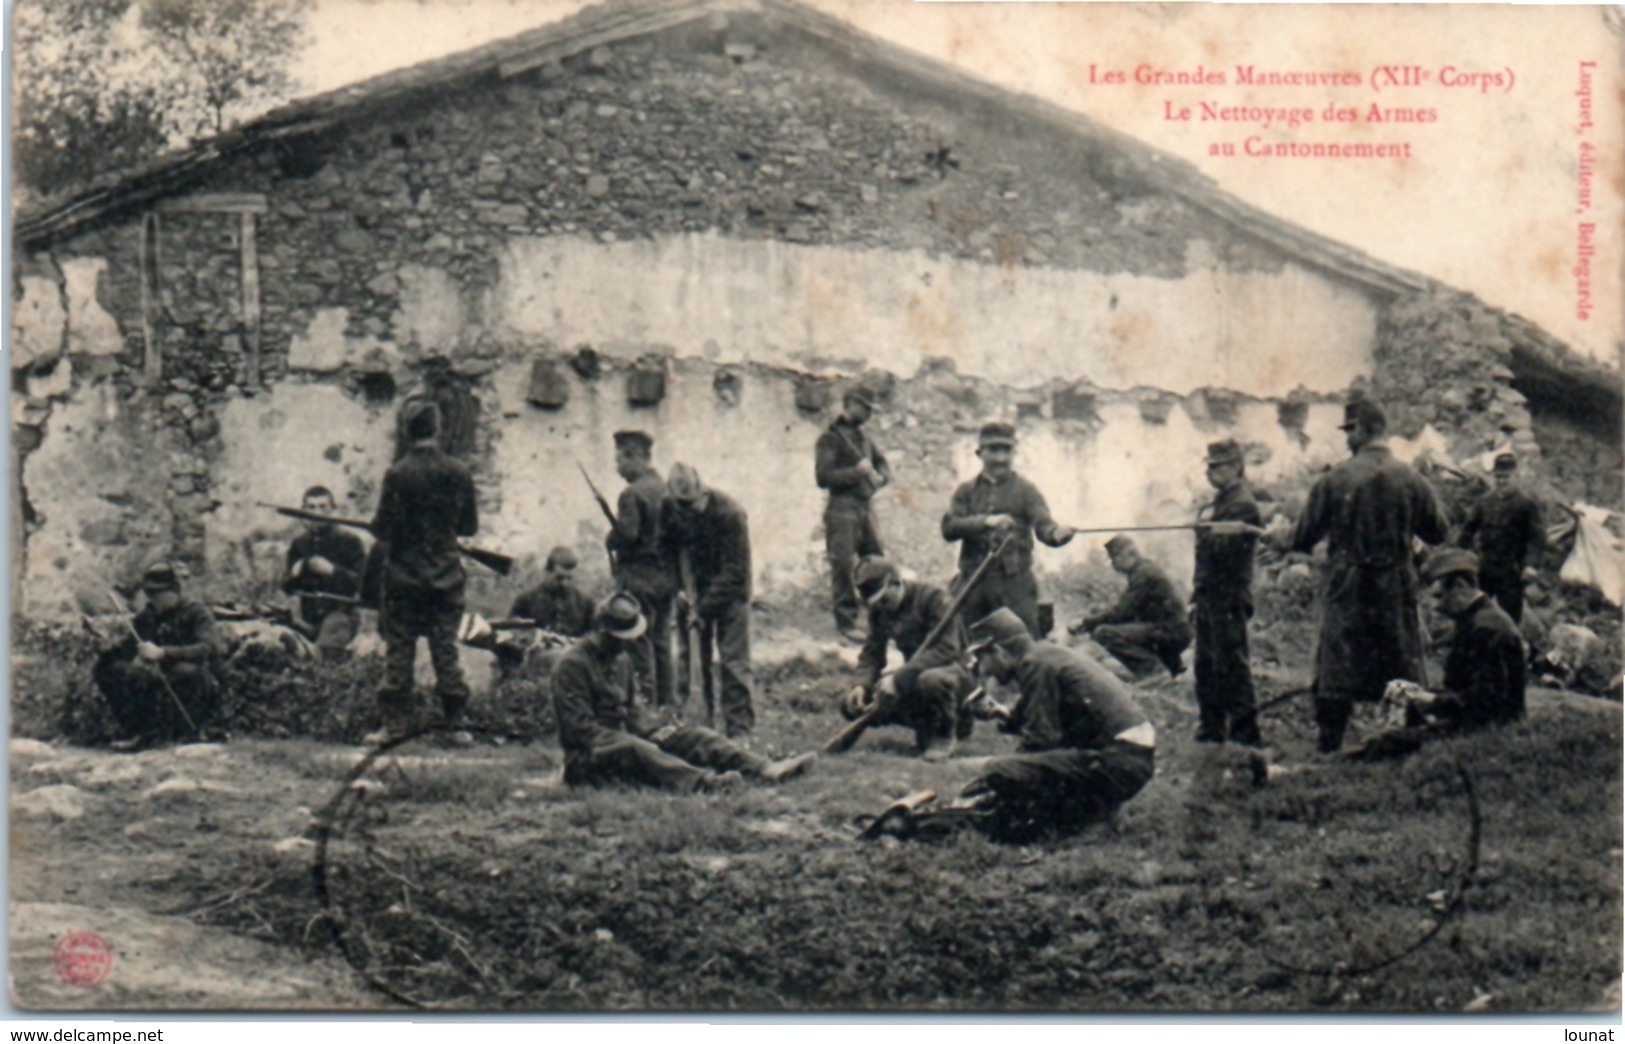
[93,563,226,751]
[954,608,1157,843]
[841,556,975,762]
[510,546,595,637]
[552,593,817,792]
[280,485,366,661]
[1070,535,1192,679]
[1348,549,1527,761]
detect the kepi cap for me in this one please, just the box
[1493,453,1517,473]
[843,386,876,409]
[1205,439,1244,467]
[594,592,648,640]
[966,608,1029,654]
[1338,398,1388,433]
[853,555,899,604]
[141,563,180,593]
[1104,534,1136,557]
[978,421,1017,448]
[614,429,654,453]
[1423,548,1480,584]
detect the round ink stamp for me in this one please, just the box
[54,930,113,988]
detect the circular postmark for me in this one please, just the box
[54,930,113,988]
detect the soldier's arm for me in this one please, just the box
[455,467,479,539]
[941,483,983,542]
[608,486,642,552]
[160,605,225,662]
[1288,481,1330,553]
[856,620,889,688]
[1025,481,1072,547]
[1012,674,1063,751]
[551,657,619,748]
[697,510,751,616]
[326,534,367,596]
[871,442,893,485]
[370,471,403,547]
[280,538,305,594]
[1523,498,1547,554]
[893,588,959,693]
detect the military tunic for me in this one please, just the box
[942,471,1068,637]
[1290,441,1449,750]
[816,418,889,631]
[94,597,226,744]
[1084,558,1192,679]
[608,463,677,706]
[1192,480,1263,743]
[856,581,974,746]
[1458,487,1543,622]
[282,526,367,660]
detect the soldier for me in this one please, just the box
[840,556,975,762]
[1191,439,1264,744]
[1348,549,1526,760]
[369,401,479,742]
[1286,398,1449,753]
[509,546,594,638]
[280,485,367,661]
[660,463,755,737]
[816,387,892,643]
[1458,452,1544,622]
[607,429,677,708]
[553,593,816,791]
[1071,535,1192,681]
[954,608,1156,843]
[942,422,1075,637]
[94,563,226,751]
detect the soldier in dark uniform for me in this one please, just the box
[660,463,755,737]
[509,546,595,637]
[839,556,975,761]
[1191,439,1264,744]
[955,608,1156,843]
[816,387,892,643]
[1071,535,1192,680]
[94,563,225,750]
[942,422,1075,637]
[369,401,479,740]
[552,593,815,791]
[280,485,367,661]
[1348,549,1527,760]
[1286,398,1450,753]
[1457,452,1544,622]
[607,429,676,708]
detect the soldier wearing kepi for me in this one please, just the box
[94,563,226,751]
[280,485,367,661]
[552,593,816,791]
[942,422,1075,637]
[1285,397,1450,753]
[1071,536,1192,681]
[369,401,479,741]
[607,429,677,708]
[1348,549,1527,760]
[954,608,1156,843]
[1457,452,1544,622]
[841,556,975,762]
[660,463,755,737]
[816,387,892,643]
[1191,439,1264,744]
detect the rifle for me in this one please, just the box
[832,425,885,490]
[104,589,199,737]
[257,502,514,577]
[1064,521,1267,537]
[677,549,710,726]
[823,533,1013,755]
[577,461,622,569]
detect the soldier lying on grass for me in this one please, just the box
[552,592,817,792]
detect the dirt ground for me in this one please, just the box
[8,624,1622,1013]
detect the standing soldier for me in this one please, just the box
[607,429,676,708]
[1191,439,1264,745]
[280,485,367,661]
[1458,452,1544,622]
[94,563,226,751]
[661,463,755,738]
[1286,398,1449,754]
[816,387,892,643]
[941,422,1075,637]
[1070,535,1191,680]
[369,401,479,742]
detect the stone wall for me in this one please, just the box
[11,14,1584,618]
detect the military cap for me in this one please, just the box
[978,421,1017,448]
[613,429,654,454]
[141,563,180,593]
[1493,452,1518,473]
[1104,534,1137,557]
[1423,548,1480,584]
[402,399,441,440]
[593,591,648,640]
[666,462,704,503]
[1205,439,1244,467]
[966,608,1029,654]
[1338,398,1388,433]
[843,386,876,409]
[853,555,899,604]
[544,546,579,571]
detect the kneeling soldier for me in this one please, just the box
[841,556,975,761]
[1072,535,1191,680]
[956,608,1156,842]
[94,563,226,750]
[552,593,816,792]
[1348,549,1527,760]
